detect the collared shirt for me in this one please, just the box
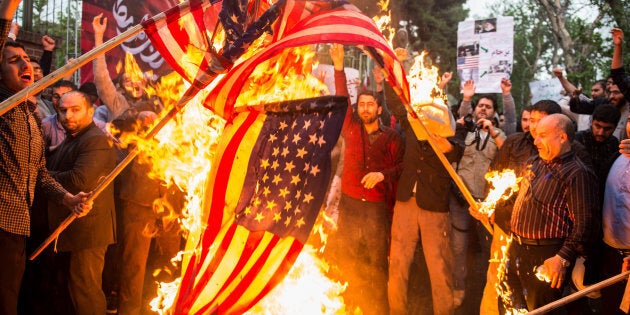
[337,72,404,203]
[41,113,67,152]
[0,87,67,236]
[511,151,597,261]
[491,132,594,231]
[602,155,630,249]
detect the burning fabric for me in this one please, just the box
[140,0,410,314]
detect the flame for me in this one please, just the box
[494,235,529,315]
[478,169,521,217]
[245,244,348,315]
[122,42,348,313]
[407,51,447,108]
[235,45,329,107]
[535,265,551,283]
[372,0,395,47]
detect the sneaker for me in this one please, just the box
[453,289,465,308]
[106,291,118,314]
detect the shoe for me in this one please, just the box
[106,291,119,314]
[453,289,465,308]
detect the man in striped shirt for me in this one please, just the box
[501,113,598,313]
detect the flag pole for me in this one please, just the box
[28,89,197,261]
[366,47,493,235]
[412,115,493,235]
[0,23,142,116]
[0,0,209,116]
[527,270,630,314]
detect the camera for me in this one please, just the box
[463,114,483,133]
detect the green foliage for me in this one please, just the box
[486,0,616,113]
[398,0,468,97]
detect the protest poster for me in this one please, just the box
[457,17,514,93]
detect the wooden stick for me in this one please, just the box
[0,0,210,116]
[412,116,493,235]
[0,23,142,116]
[28,88,195,261]
[527,270,630,314]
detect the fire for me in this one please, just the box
[235,45,329,107]
[408,51,447,108]
[404,51,453,140]
[494,235,529,315]
[478,169,521,217]
[372,0,395,46]
[115,43,348,313]
[245,244,347,315]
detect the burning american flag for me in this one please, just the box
[141,0,410,313]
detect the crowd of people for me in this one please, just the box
[322,29,630,315]
[0,0,630,314]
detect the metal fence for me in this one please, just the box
[14,0,82,82]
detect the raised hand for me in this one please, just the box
[329,43,344,71]
[41,35,55,51]
[462,79,475,101]
[92,13,108,36]
[500,77,512,95]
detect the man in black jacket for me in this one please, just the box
[388,96,465,315]
[47,90,117,314]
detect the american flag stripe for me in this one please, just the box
[176,111,261,312]
[176,109,306,315]
[205,6,407,119]
[142,0,215,85]
[144,1,401,313]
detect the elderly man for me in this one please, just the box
[47,91,116,315]
[0,39,90,315]
[501,113,598,313]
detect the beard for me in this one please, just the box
[360,113,379,125]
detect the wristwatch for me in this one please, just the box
[557,255,571,268]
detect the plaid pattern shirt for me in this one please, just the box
[511,151,598,261]
[0,87,67,236]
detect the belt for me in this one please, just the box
[512,234,564,246]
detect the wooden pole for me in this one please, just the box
[412,115,494,235]
[0,0,211,116]
[527,270,630,314]
[28,86,196,261]
[0,23,143,116]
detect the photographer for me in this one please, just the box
[450,79,506,308]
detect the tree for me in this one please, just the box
[486,0,611,111]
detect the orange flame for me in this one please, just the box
[478,169,521,217]
[235,45,329,107]
[372,0,395,47]
[131,42,349,312]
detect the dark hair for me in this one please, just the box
[522,105,534,113]
[29,57,40,64]
[79,82,98,103]
[475,94,497,111]
[592,104,621,125]
[357,90,381,107]
[52,79,77,91]
[4,40,25,51]
[531,100,561,115]
[593,80,606,90]
[60,90,92,110]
